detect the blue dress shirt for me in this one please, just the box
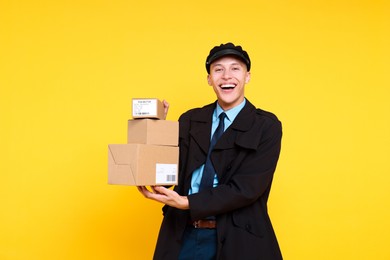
[188,99,246,195]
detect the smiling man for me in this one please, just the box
[138,43,283,260]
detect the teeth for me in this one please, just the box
[221,84,235,88]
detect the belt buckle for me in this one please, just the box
[193,220,200,229]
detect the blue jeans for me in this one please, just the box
[178,226,217,260]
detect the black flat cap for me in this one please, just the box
[205,42,251,73]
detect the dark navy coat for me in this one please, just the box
[153,100,283,260]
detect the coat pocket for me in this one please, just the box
[231,207,265,238]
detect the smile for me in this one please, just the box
[220,84,236,89]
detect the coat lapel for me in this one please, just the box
[187,100,261,159]
[183,100,261,188]
[215,100,260,151]
[188,103,215,154]
[180,103,215,192]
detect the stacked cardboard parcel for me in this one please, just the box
[108,98,179,186]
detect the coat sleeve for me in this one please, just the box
[187,115,282,221]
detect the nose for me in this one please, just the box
[222,69,232,79]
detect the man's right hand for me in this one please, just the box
[162,100,169,119]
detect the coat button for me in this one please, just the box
[245,224,251,231]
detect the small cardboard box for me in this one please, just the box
[108,144,179,186]
[132,98,165,119]
[128,119,178,146]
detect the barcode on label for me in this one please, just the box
[156,163,177,184]
[166,175,176,182]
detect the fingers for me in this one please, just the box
[136,186,188,209]
[137,186,165,199]
[137,186,150,197]
[162,100,170,109]
[152,185,166,194]
[162,100,169,119]
[151,185,162,194]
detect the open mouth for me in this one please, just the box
[220,84,236,90]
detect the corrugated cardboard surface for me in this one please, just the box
[108,144,179,186]
[127,119,178,146]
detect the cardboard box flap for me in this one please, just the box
[108,145,137,185]
[108,144,137,164]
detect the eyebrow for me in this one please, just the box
[212,62,242,67]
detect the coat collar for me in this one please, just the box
[189,100,259,154]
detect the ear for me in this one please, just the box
[207,74,212,86]
[245,71,251,84]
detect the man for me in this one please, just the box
[138,42,283,259]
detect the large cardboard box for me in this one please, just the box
[128,119,178,146]
[108,144,179,186]
[132,98,165,119]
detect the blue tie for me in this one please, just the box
[199,112,227,191]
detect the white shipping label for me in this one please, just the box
[156,163,178,184]
[133,99,157,116]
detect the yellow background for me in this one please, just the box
[1,0,389,259]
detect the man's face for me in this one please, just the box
[207,56,251,110]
